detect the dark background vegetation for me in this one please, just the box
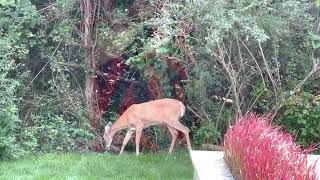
[1,0,319,159]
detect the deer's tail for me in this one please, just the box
[179,101,186,118]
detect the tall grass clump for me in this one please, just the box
[224,113,318,180]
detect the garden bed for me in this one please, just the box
[190,150,320,180]
[224,114,320,179]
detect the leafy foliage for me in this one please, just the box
[0,0,93,159]
[0,73,21,159]
[192,120,221,145]
[0,0,320,159]
[0,0,43,159]
[151,0,318,145]
[276,92,320,147]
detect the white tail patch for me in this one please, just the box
[179,101,185,117]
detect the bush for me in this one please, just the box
[224,113,318,179]
[19,112,94,154]
[276,92,320,147]
[0,0,43,159]
[193,120,221,145]
[0,78,22,159]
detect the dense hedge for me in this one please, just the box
[1,0,319,159]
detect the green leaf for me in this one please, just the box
[301,128,307,136]
[157,47,169,54]
[0,0,15,6]
[297,118,306,124]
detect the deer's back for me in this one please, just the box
[126,98,182,127]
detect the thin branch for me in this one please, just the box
[292,63,320,93]
[239,38,266,88]
[216,88,232,129]
[186,105,203,120]
[27,41,62,88]
[258,42,278,100]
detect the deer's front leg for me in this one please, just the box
[119,129,134,155]
[135,128,142,156]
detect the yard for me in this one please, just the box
[1,0,320,179]
[0,152,192,180]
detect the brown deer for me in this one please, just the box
[103,98,192,156]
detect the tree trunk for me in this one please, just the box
[82,0,99,129]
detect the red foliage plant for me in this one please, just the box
[223,113,319,180]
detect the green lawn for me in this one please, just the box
[0,151,192,180]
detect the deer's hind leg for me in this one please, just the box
[167,121,192,151]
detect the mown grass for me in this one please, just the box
[0,151,192,180]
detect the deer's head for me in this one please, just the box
[103,121,113,150]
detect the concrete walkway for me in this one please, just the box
[190,151,234,180]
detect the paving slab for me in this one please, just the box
[190,150,234,180]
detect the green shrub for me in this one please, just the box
[19,112,94,153]
[0,78,22,159]
[0,0,42,159]
[193,120,221,145]
[276,92,320,147]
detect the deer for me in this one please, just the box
[103,98,192,156]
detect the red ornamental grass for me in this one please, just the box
[224,113,319,180]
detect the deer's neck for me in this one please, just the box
[109,116,128,135]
